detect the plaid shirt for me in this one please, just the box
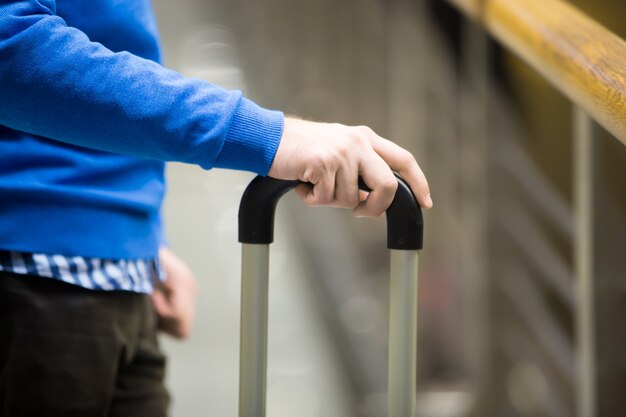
[0,251,164,294]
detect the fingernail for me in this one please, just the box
[425,193,433,208]
[353,209,365,218]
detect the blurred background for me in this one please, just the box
[152,0,626,416]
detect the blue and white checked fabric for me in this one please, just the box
[0,251,164,294]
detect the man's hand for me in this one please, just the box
[151,247,199,339]
[269,117,432,217]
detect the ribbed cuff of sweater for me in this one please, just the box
[215,97,284,175]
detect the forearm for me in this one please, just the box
[0,0,283,174]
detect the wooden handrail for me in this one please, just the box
[446,0,626,146]
[446,0,481,20]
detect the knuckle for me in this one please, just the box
[401,150,417,167]
[357,207,373,217]
[301,167,318,184]
[349,132,367,147]
[383,177,398,193]
[318,194,334,205]
[370,207,386,217]
[335,140,351,158]
[348,193,360,207]
[350,127,372,145]
[338,194,358,209]
[356,125,374,136]
[303,195,319,207]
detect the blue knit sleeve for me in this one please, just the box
[0,0,283,175]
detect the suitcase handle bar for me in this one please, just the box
[238,174,423,250]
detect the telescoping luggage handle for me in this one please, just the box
[238,175,424,417]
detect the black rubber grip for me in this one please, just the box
[238,174,424,250]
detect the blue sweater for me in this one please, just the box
[0,0,284,259]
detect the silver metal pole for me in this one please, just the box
[574,106,596,417]
[239,243,270,417]
[388,249,419,417]
[460,20,492,417]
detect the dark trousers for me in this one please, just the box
[0,272,169,417]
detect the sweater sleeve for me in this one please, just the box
[0,0,283,175]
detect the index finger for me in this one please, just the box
[370,137,432,209]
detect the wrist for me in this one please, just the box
[214,98,284,175]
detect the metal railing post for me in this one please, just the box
[574,105,596,417]
[460,18,494,417]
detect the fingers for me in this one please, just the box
[280,118,431,214]
[153,247,198,339]
[151,288,173,318]
[151,289,186,338]
[370,136,433,209]
[352,152,397,217]
[297,174,335,206]
[333,166,360,209]
[296,165,360,209]
[152,291,191,339]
